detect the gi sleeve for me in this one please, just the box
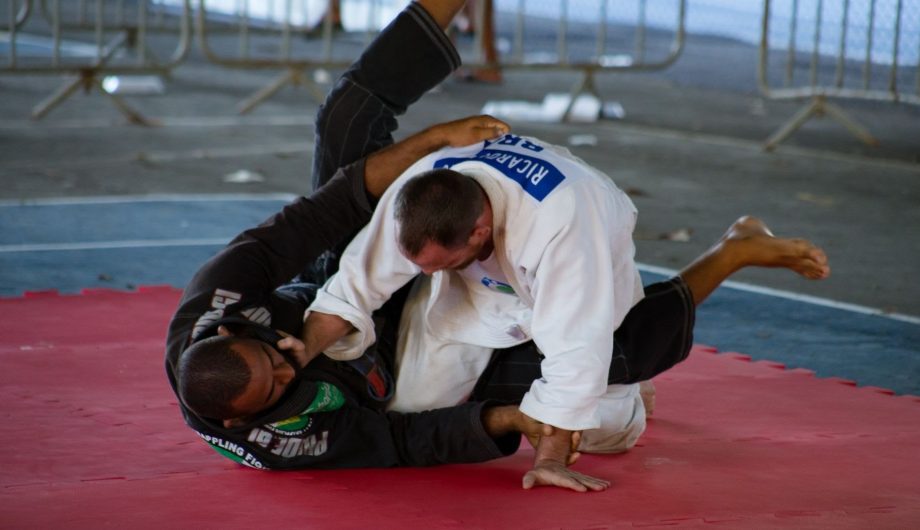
[517,187,642,431]
[308,165,426,360]
[383,401,520,467]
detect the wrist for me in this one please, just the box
[423,124,450,150]
[533,427,572,464]
[481,404,515,437]
[296,349,321,370]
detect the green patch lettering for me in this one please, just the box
[303,382,345,414]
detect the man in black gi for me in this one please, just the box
[165,0,546,471]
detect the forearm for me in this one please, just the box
[300,311,355,366]
[481,405,522,438]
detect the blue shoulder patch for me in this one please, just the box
[434,138,565,201]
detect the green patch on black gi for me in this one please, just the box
[210,445,245,464]
[266,382,345,434]
[303,381,345,413]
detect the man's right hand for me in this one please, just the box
[523,421,609,492]
[522,460,611,493]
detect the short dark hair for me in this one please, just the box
[177,336,251,420]
[394,168,485,256]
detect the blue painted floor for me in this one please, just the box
[3,196,918,395]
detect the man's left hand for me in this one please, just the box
[431,114,509,147]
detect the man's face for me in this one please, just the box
[225,338,296,424]
[408,238,488,275]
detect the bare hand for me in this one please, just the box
[522,461,610,493]
[275,330,313,369]
[431,114,509,147]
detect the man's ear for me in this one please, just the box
[217,325,234,337]
[222,417,246,429]
[469,205,492,243]
[469,224,491,244]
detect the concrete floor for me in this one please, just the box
[2,30,918,317]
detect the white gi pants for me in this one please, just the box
[388,281,646,454]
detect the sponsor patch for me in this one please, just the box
[481,276,516,295]
[303,382,345,414]
[196,431,268,469]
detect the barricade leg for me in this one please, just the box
[237,66,325,115]
[820,99,880,147]
[562,69,601,123]
[765,95,879,151]
[29,29,155,125]
[32,68,154,126]
[93,76,157,126]
[32,76,87,120]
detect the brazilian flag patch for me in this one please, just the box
[267,382,346,433]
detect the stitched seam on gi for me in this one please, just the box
[319,81,357,179]
[335,91,373,170]
[406,3,461,70]
[359,104,387,159]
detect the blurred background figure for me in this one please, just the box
[454,0,502,83]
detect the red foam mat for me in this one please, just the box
[1,289,919,529]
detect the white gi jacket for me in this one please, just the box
[310,134,644,431]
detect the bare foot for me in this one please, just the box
[721,216,830,280]
[639,380,655,416]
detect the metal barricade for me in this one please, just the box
[194,0,686,119]
[1,0,192,124]
[759,0,920,149]
[468,0,686,120]
[196,0,387,114]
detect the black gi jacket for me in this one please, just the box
[164,164,519,469]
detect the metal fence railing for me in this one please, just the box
[193,0,686,119]
[478,0,687,120]
[1,0,192,123]
[758,0,920,149]
[3,0,685,123]
[195,0,379,114]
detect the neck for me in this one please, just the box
[477,239,494,261]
